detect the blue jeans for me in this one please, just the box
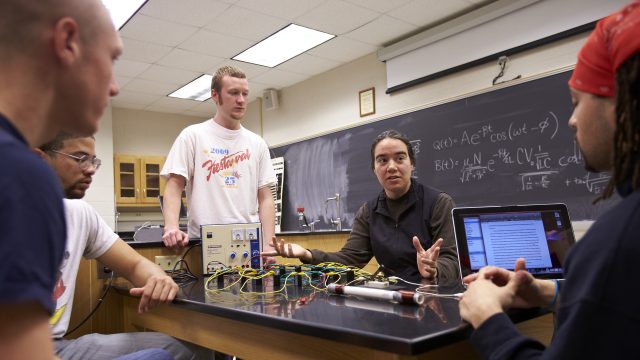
[115,348,174,360]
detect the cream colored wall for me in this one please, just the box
[85,104,116,229]
[112,108,206,155]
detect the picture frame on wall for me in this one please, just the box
[359,87,375,117]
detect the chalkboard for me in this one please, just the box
[271,71,617,232]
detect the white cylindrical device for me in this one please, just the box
[327,284,424,305]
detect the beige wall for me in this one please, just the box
[112,108,205,155]
[85,104,116,229]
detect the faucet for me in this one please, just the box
[325,193,342,231]
[308,219,320,232]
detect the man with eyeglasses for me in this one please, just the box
[35,133,196,360]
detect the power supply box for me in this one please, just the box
[200,223,262,275]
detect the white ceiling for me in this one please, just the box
[113,0,495,117]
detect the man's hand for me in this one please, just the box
[413,237,442,279]
[162,227,189,250]
[261,235,312,262]
[463,258,551,309]
[129,274,179,313]
[261,242,277,265]
[459,265,522,328]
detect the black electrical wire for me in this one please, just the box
[64,270,114,337]
[492,56,521,85]
[169,243,199,284]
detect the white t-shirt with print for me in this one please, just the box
[162,119,276,238]
[50,199,118,339]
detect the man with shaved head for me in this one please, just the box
[0,0,122,358]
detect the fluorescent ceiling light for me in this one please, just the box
[233,24,335,67]
[102,0,147,30]
[168,75,213,102]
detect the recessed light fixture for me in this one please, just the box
[168,75,213,102]
[102,0,147,30]
[233,24,335,68]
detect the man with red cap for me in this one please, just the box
[459,2,640,358]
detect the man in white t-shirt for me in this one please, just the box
[162,66,277,257]
[36,133,195,360]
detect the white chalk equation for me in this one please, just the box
[432,138,607,194]
[434,145,558,183]
[565,172,610,194]
[410,139,422,179]
[432,111,560,152]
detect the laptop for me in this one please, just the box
[452,203,576,281]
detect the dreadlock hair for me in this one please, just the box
[597,52,640,201]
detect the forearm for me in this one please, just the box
[309,214,372,266]
[258,186,276,245]
[430,193,459,282]
[162,176,185,230]
[435,245,460,283]
[128,257,168,287]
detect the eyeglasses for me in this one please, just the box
[52,150,102,171]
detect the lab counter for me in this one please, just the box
[115,276,554,359]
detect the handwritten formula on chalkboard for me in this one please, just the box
[272,71,617,232]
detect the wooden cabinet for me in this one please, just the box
[114,154,166,206]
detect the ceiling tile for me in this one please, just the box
[122,79,179,96]
[296,0,380,35]
[157,49,224,73]
[388,0,472,27]
[234,0,323,20]
[251,69,309,88]
[137,65,201,85]
[114,59,152,78]
[343,0,413,13]
[120,15,199,47]
[345,15,417,45]
[115,75,133,89]
[120,37,173,63]
[211,59,270,79]
[307,36,378,62]
[109,0,504,116]
[116,90,163,105]
[179,29,255,58]
[204,6,289,41]
[276,54,341,76]
[140,0,230,27]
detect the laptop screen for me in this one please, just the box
[452,203,575,280]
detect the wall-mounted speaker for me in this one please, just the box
[263,89,279,111]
